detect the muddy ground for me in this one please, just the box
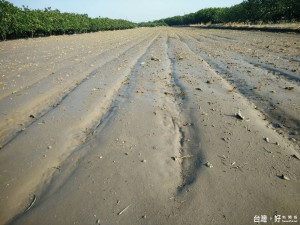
[0,27,299,225]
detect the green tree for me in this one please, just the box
[0,0,21,40]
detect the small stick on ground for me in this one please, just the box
[24,194,36,212]
[118,204,131,215]
[263,147,272,154]
[172,155,193,161]
[179,155,193,159]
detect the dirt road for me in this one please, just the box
[0,27,299,225]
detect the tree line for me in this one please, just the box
[139,0,300,27]
[1,0,299,40]
[0,0,136,40]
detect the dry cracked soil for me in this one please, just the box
[0,27,299,225]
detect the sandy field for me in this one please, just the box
[191,23,300,33]
[0,27,299,225]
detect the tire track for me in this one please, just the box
[188,28,299,65]
[176,31,300,144]
[0,29,154,100]
[0,31,161,225]
[246,60,300,82]
[0,29,154,96]
[2,27,300,225]
[167,33,205,192]
[0,32,157,149]
[73,34,161,145]
[32,34,162,201]
[164,28,300,225]
[186,31,299,82]
[8,30,185,225]
[183,32,299,85]
[1,29,148,71]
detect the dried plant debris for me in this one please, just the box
[291,153,300,160]
[24,194,36,212]
[176,92,186,97]
[278,174,290,181]
[171,155,193,161]
[164,92,174,96]
[118,205,131,215]
[151,57,161,62]
[228,87,237,93]
[205,162,213,168]
[235,109,244,120]
[284,86,294,91]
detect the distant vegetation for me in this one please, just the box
[0,0,136,40]
[137,21,167,27]
[139,0,300,27]
[1,0,299,40]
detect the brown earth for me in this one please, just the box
[0,27,299,225]
[191,22,300,33]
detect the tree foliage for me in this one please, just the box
[140,0,300,27]
[0,0,136,40]
[137,21,167,27]
[2,0,299,39]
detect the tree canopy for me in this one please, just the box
[1,0,299,40]
[139,0,300,27]
[0,0,136,40]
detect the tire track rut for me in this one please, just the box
[0,30,154,99]
[177,31,300,144]
[0,31,157,148]
[0,31,160,225]
[8,29,180,223]
[1,27,300,225]
[167,33,205,192]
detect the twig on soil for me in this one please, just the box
[171,155,193,161]
[263,147,272,154]
[24,194,36,212]
[118,204,131,215]
[235,109,244,120]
